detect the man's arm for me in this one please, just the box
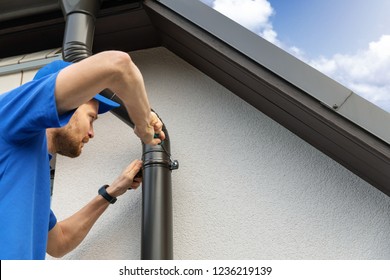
[55,51,164,145]
[46,160,142,258]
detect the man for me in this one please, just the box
[45,99,143,258]
[0,51,165,259]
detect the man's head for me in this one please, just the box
[38,60,120,157]
[34,60,120,114]
[48,100,99,158]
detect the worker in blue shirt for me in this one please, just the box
[0,51,165,259]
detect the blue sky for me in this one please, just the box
[199,0,390,112]
[269,0,390,58]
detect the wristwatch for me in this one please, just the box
[98,185,117,204]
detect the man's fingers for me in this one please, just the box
[125,160,142,178]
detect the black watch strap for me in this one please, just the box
[98,185,117,204]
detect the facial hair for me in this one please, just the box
[54,118,83,158]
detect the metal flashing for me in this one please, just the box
[0,49,62,76]
[338,93,390,143]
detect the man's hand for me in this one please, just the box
[134,112,165,145]
[106,159,143,198]
[47,159,143,258]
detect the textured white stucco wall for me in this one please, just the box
[48,47,390,260]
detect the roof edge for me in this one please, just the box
[154,0,390,145]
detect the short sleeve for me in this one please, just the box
[48,210,57,231]
[0,72,73,144]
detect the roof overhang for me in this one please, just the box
[1,0,389,196]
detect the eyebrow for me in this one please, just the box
[89,112,98,120]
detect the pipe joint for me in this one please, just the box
[63,41,92,62]
[61,11,96,62]
[143,158,171,169]
[142,147,179,171]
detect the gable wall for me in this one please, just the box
[1,47,389,259]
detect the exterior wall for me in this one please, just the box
[2,47,389,259]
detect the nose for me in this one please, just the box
[88,126,95,139]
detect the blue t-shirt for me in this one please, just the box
[0,72,73,260]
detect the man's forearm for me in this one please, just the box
[47,195,110,258]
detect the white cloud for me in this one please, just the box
[309,35,390,112]
[210,0,279,45]
[200,0,389,112]
[212,0,272,30]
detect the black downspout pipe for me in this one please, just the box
[59,0,177,260]
[60,0,101,62]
